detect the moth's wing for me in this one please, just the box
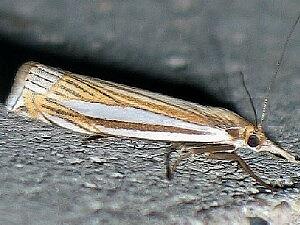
[6,62,249,129]
[6,62,249,142]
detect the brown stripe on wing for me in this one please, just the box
[49,74,119,105]
[66,74,122,104]
[92,118,211,135]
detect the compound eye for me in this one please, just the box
[247,134,260,147]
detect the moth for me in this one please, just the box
[6,15,299,190]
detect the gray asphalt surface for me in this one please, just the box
[0,1,299,224]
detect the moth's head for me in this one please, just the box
[244,125,266,149]
[243,125,298,162]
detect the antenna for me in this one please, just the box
[259,13,300,128]
[240,71,258,127]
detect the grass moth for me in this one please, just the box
[6,15,300,190]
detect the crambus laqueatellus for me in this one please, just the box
[5,15,300,190]
[5,61,297,189]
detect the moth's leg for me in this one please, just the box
[165,143,184,179]
[165,143,180,180]
[167,143,278,190]
[82,133,113,144]
[166,144,218,179]
[165,148,172,180]
[206,151,275,191]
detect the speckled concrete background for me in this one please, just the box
[0,1,299,224]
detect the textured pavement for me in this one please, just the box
[1,104,300,224]
[0,1,299,224]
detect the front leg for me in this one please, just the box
[165,143,276,190]
[205,151,275,191]
[165,143,197,179]
[166,143,234,180]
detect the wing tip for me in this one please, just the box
[5,61,38,110]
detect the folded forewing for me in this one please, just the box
[6,62,249,142]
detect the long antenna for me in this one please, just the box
[259,13,300,128]
[240,71,258,127]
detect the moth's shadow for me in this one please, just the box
[0,36,235,112]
